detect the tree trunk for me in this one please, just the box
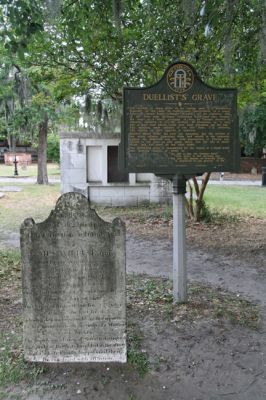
[185,173,211,222]
[7,134,16,152]
[195,172,211,222]
[37,114,49,185]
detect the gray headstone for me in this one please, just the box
[21,193,126,363]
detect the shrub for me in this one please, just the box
[47,133,60,163]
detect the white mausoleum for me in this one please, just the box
[60,130,172,206]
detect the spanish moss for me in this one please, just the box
[259,0,266,63]
[182,0,195,19]
[97,100,103,120]
[224,0,235,76]
[44,0,62,20]
[112,0,121,28]
[85,93,92,115]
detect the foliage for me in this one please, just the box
[0,44,28,147]
[186,173,211,222]
[127,332,150,377]
[0,4,74,183]
[47,133,60,163]
[199,203,240,224]
[0,40,58,183]
[0,0,265,128]
[127,275,261,330]
[0,0,44,58]
[0,249,20,281]
[0,248,44,386]
[0,0,265,189]
[57,102,80,130]
[0,1,265,103]
[240,95,266,155]
[0,332,44,387]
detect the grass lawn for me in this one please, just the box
[205,184,266,218]
[0,182,265,240]
[0,163,60,178]
[0,181,263,391]
[0,183,61,233]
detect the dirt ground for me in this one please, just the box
[1,213,266,399]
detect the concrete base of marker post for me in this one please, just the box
[172,176,187,303]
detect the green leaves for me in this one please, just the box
[240,95,266,156]
[0,0,265,133]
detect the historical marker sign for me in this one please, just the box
[21,193,126,363]
[120,61,240,175]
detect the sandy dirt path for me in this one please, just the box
[127,233,266,304]
[1,230,266,399]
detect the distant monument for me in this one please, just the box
[21,193,126,363]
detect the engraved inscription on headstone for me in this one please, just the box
[120,61,240,175]
[21,193,126,363]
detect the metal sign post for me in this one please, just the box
[172,176,187,303]
[13,155,19,176]
[120,61,239,304]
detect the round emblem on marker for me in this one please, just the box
[167,63,194,93]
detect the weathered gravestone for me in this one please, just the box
[21,192,126,362]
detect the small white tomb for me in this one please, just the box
[60,130,172,206]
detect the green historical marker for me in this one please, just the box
[120,61,240,175]
[120,61,240,303]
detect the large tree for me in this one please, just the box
[24,0,265,103]
[240,95,266,157]
[0,45,58,184]
[1,0,265,200]
[2,0,265,124]
[0,0,56,183]
[0,44,40,170]
[28,0,265,219]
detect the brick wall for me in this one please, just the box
[4,152,32,166]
